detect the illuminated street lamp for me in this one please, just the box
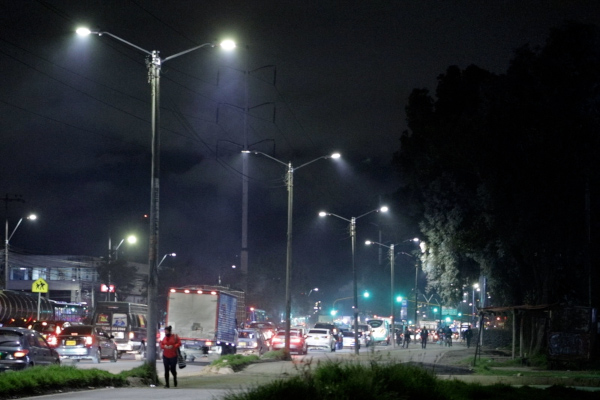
[307,287,319,296]
[4,214,36,289]
[158,253,176,269]
[111,235,138,260]
[244,151,340,358]
[76,27,235,375]
[319,205,388,355]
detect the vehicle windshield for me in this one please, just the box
[32,323,59,333]
[61,326,94,335]
[239,331,256,339]
[368,320,383,328]
[308,329,328,335]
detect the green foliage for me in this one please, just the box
[394,21,600,306]
[117,362,156,384]
[0,365,126,397]
[261,349,288,360]
[211,354,261,371]
[223,361,600,400]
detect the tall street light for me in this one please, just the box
[110,235,138,261]
[158,253,176,269]
[4,214,36,290]
[244,150,340,357]
[319,205,388,355]
[365,239,397,347]
[76,27,235,374]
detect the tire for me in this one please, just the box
[92,348,101,364]
[110,349,118,363]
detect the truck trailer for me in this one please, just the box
[166,287,238,359]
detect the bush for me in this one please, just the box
[211,354,260,372]
[0,365,127,398]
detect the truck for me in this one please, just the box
[166,287,238,359]
[92,301,148,358]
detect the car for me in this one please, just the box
[357,324,373,347]
[247,322,277,345]
[29,321,80,348]
[56,325,118,363]
[341,330,362,349]
[0,327,60,371]
[305,328,336,352]
[270,330,307,355]
[237,329,269,355]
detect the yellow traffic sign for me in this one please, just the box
[32,278,48,293]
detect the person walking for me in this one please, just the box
[402,327,411,348]
[464,325,474,348]
[420,327,429,349]
[160,325,181,388]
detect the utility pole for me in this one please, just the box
[2,194,25,289]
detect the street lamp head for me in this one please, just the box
[126,235,137,244]
[379,206,389,213]
[318,211,328,217]
[220,39,236,51]
[27,214,37,221]
[365,240,372,245]
[329,152,341,159]
[76,27,92,36]
[169,253,177,257]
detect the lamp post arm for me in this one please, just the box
[163,43,214,62]
[93,31,153,55]
[355,208,381,221]
[294,155,329,171]
[323,213,351,223]
[250,151,288,168]
[7,218,23,243]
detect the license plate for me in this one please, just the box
[66,340,76,346]
[239,342,246,347]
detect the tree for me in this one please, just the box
[96,259,139,301]
[393,22,600,308]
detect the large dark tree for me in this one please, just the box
[394,22,600,308]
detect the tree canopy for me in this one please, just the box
[393,22,600,307]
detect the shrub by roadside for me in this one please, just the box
[220,361,600,400]
[0,365,127,399]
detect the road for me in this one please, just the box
[21,343,463,400]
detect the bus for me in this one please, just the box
[92,302,147,358]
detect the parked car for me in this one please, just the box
[305,328,336,352]
[56,325,118,363]
[29,321,80,348]
[0,327,60,371]
[270,330,308,355]
[238,329,269,355]
[341,330,362,349]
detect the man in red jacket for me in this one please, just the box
[160,326,181,388]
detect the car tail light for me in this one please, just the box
[13,350,29,358]
[85,336,94,345]
[47,334,58,347]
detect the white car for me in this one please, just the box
[305,328,336,351]
[341,330,362,349]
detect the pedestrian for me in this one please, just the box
[464,325,474,348]
[160,325,181,388]
[403,327,411,348]
[395,329,402,346]
[444,326,453,347]
[420,327,429,349]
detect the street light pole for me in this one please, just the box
[76,27,235,377]
[4,214,36,290]
[245,151,340,358]
[319,206,388,355]
[364,240,396,347]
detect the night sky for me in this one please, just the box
[2,1,600,316]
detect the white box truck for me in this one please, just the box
[166,287,238,360]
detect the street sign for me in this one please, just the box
[32,278,48,293]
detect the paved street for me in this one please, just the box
[21,344,470,400]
